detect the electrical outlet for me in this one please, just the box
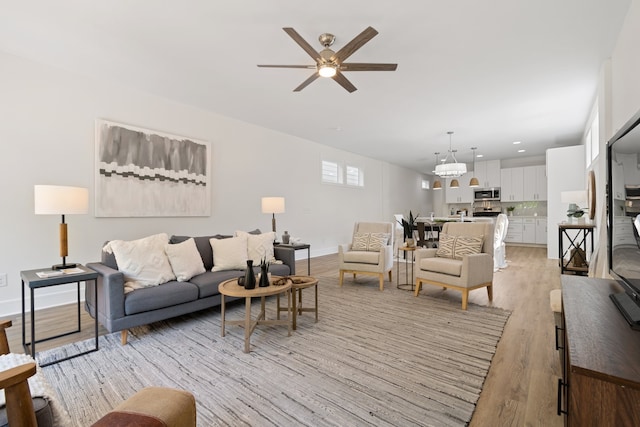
[0,273,7,287]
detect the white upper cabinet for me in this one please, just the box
[523,165,547,201]
[473,160,501,188]
[445,172,474,204]
[501,168,524,202]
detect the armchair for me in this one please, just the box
[414,221,494,309]
[338,222,394,291]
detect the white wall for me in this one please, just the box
[0,51,428,316]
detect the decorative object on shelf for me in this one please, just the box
[95,119,211,218]
[261,197,285,234]
[469,147,480,187]
[282,231,290,244]
[433,131,467,178]
[397,211,419,247]
[432,152,442,190]
[243,260,256,289]
[561,190,587,222]
[259,258,270,287]
[34,185,89,270]
[587,170,596,220]
[506,206,515,216]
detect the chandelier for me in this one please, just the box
[433,131,467,178]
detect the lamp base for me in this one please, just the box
[52,262,78,270]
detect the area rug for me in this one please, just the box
[39,276,510,427]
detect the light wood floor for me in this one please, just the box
[3,245,563,426]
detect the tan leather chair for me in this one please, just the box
[414,221,494,309]
[338,222,394,291]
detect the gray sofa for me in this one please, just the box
[85,234,295,344]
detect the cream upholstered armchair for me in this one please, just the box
[414,221,494,309]
[338,222,394,291]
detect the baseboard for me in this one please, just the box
[0,284,86,318]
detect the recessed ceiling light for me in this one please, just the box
[518,149,526,153]
[513,141,521,145]
[477,154,484,158]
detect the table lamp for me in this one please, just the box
[261,197,285,233]
[561,190,587,220]
[34,185,89,270]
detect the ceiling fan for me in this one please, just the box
[257,26,397,93]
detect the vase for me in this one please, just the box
[282,231,290,244]
[259,265,269,287]
[243,260,256,289]
[405,238,415,248]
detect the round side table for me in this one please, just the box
[397,246,416,291]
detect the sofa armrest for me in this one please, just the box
[460,253,494,285]
[337,243,352,263]
[274,246,296,275]
[86,262,126,327]
[415,248,437,264]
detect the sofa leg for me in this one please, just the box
[414,279,422,297]
[487,284,493,301]
[388,270,392,281]
[339,270,344,287]
[121,330,128,345]
[461,291,469,310]
[378,274,384,291]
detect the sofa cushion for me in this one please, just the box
[210,235,248,271]
[165,238,206,282]
[170,235,231,271]
[343,250,380,265]
[436,234,483,260]
[236,230,276,264]
[104,233,176,293]
[124,281,199,315]
[189,270,244,298]
[419,257,463,277]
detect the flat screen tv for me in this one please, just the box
[608,107,640,329]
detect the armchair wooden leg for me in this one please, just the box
[121,330,128,345]
[487,284,493,301]
[339,270,344,287]
[0,319,12,355]
[378,274,384,291]
[388,270,392,281]
[461,290,469,310]
[414,279,422,296]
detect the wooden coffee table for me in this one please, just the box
[276,276,319,330]
[219,277,292,353]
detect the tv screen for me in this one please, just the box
[608,108,640,328]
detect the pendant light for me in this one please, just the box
[433,131,467,178]
[432,152,442,190]
[469,147,480,187]
[450,178,460,188]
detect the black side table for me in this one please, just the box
[276,243,311,275]
[21,265,99,366]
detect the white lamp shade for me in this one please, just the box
[261,197,285,214]
[560,190,587,204]
[434,162,467,177]
[34,185,89,215]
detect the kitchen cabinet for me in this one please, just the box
[505,217,547,244]
[505,217,523,243]
[522,218,536,243]
[445,173,473,204]
[535,218,547,244]
[473,160,501,188]
[501,168,524,202]
[523,165,547,201]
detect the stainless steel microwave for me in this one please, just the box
[474,188,501,201]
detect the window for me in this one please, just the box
[345,165,364,187]
[321,160,342,184]
[421,179,430,190]
[585,108,599,167]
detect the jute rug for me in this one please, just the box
[39,276,510,427]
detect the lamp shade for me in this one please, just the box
[433,180,442,190]
[34,185,89,215]
[560,190,587,204]
[261,197,285,214]
[450,179,460,188]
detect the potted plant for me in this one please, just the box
[506,206,515,216]
[397,211,419,247]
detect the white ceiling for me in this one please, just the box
[0,1,631,173]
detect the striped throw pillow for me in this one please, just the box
[436,234,483,260]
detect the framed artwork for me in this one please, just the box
[95,119,211,217]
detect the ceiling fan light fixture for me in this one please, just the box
[318,63,337,78]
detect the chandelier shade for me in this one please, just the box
[433,131,467,178]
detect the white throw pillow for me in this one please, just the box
[104,233,176,292]
[210,235,249,271]
[235,230,276,264]
[165,238,206,282]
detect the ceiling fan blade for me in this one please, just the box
[340,63,398,71]
[332,72,357,93]
[257,64,316,69]
[283,27,321,62]
[293,73,320,92]
[333,26,378,63]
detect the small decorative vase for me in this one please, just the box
[406,238,415,248]
[259,265,269,287]
[282,231,290,244]
[243,260,256,289]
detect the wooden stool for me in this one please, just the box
[91,387,196,427]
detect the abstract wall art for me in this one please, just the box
[95,119,211,217]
